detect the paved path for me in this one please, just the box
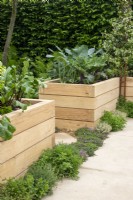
[44,119,133,200]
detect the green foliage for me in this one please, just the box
[30,56,49,79]
[0,47,49,79]
[103,0,133,76]
[36,144,83,179]
[0,61,6,75]
[117,96,133,118]
[27,164,57,196]
[0,0,118,58]
[0,62,45,140]
[101,110,127,131]
[47,45,113,84]
[95,121,112,134]
[72,142,99,157]
[0,61,6,90]
[0,62,45,108]
[128,58,133,76]
[0,175,35,200]
[0,165,57,200]
[113,110,127,120]
[0,116,16,140]
[74,127,105,156]
[76,133,103,147]
[75,127,108,140]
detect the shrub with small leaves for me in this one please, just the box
[113,110,127,120]
[101,110,126,131]
[0,175,35,200]
[73,127,105,156]
[117,96,133,118]
[75,127,108,140]
[75,127,94,137]
[77,135,103,147]
[27,164,57,196]
[72,142,99,157]
[35,144,83,179]
[95,121,112,134]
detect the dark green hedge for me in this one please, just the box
[0,0,118,58]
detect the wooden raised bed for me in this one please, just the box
[121,77,133,102]
[0,99,55,182]
[39,78,119,130]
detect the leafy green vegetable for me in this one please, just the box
[47,45,109,84]
[101,110,126,131]
[0,116,16,140]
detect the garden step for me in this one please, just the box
[55,132,77,145]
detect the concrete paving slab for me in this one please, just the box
[55,132,77,145]
[43,119,133,200]
[45,168,133,200]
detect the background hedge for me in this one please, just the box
[0,0,119,58]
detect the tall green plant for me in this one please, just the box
[0,0,118,57]
[47,45,110,84]
[0,61,45,140]
[103,0,133,78]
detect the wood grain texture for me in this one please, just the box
[40,78,119,97]
[40,82,94,97]
[55,107,94,121]
[93,78,119,97]
[0,99,55,137]
[94,99,117,120]
[121,77,133,87]
[121,87,133,97]
[0,118,55,163]
[126,97,133,102]
[56,119,99,131]
[40,88,119,109]
[55,99,117,122]
[0,135,54,181]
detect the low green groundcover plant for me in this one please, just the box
[95,121,112,134]
[117,96,133,118]
[101,110,127,131]
[27,164,57,196]
[34,144,84,179]
[0,144,83,199]
[0,108,127,199]
[73,127,107,156]
[75,127,109,140]
[71,142,99,157]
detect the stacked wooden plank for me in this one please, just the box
[0,99,55,181]
[39,78,119,130]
